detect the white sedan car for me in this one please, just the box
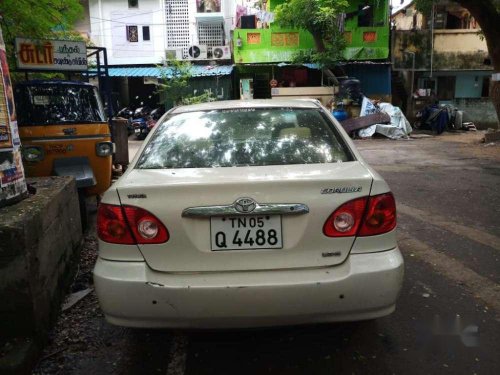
[94,99,404,328]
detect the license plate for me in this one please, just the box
[134,128,140,134]
[210,215,282,251]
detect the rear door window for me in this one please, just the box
[137,108,353,169]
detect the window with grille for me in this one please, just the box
[197,22,224,47]
[165,0,190,48]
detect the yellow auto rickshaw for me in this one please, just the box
[14,80,113,224]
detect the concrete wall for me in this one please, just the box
[89,0,166,65]
[0,176,82,341]
[452,98,498,129]
[417,71,492,99]
[433,29,487,53]
[392,30,491,71]
[455,74,484,99]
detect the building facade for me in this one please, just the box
[85,0,394,107]
[231,0,392,102]
[88,0,234,108]
[391,0,496,128]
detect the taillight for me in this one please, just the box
[323,197,368,237]
[97,203,169,244]
[97,204,135,244]
[358,193,396,236]
[122,206,169,244]
[323,193,396,237]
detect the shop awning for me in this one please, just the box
[88,65,234,78]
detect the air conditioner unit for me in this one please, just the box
[165,48,183,60]
[211,45,231,60]
[187,45,208,60]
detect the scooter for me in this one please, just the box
[132,106,152,140]
[134,106,165,140]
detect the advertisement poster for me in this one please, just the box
[15,38,87,71]
[0,64,12,148]
[0,28,27,207]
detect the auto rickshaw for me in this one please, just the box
[14,80,113,225]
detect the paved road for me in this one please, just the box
[128,135,143,162]
[35,132,500,375]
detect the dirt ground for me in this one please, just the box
[436,131,500,160]
[31,236,105,375]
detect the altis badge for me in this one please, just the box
[321,187,362,194]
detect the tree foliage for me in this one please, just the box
[274,0,349,66]
[0,0,83,68]
[156,60,214,109]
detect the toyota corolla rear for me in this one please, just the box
[93,100,404,328]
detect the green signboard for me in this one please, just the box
[234,28,315,64]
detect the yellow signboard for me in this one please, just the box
[15,38,87,71]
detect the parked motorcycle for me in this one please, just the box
[150,106,165,120]
[132,106,153,140]
[415,102,465,134]
[134,106,165,140]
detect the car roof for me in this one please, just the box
[170,99,322,114]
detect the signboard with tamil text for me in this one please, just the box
[15,38,87,71]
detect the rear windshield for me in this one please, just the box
[136,108,353,169]
[14,84,106,126]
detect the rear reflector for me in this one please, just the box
[323,193,396,237]
[97,203,169,244]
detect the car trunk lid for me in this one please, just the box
[116,162,373,272]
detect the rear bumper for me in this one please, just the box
[94,248,404,328]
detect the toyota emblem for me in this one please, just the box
[234,197,257,213]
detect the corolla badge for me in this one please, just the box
[321,187,362,194]
[234,197,257,213]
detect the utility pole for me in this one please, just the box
[402,50,416,118]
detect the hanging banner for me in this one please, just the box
[1,30,27,206]
[15,38,88,71]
